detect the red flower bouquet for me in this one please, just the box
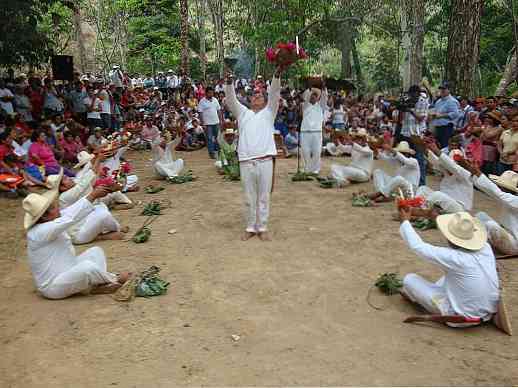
[397,196,425,209]
[266,41,308,68]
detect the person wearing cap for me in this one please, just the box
[429,81,460,149]
[398,206,499,326]
[366,141,420,202]
[23,181,130,299]
[329,128,373,186]
[198,86,223,159]
[216,127,238,173]
[300,84,328,175]
[224,66,283,241]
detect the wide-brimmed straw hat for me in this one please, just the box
[352,128,367,138]
[23,169,63,230]
[489,171,518,193]
[74,151,95,169]
[394,141,415,155]
[436,212,487,251]
[224,128,235,135]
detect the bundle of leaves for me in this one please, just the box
[352,194,374,207]
[113,266,168,302]
[223,164,240,181]
[375,273,403,295]
[319,178,337,189]
[412,218,437,231]
[136,276,170,297]
[132,227,151,243]
[144,185,165,194]
[292,171,315,182]
[167,170,196,184]
[141,201,162,216]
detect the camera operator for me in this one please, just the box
[397,84,429,186]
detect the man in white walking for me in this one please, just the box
[224,67,283,241]
[300,85,328,175]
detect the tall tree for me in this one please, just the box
[194,0,207,79]
[445,0,483,97]
[400,0,426,90]
[180,0,190,75]
[207,0,225,77]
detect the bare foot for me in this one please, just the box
[241,231,256,241]
[112,203,135,211]
[258,231,272,241]
[117,271,133,284]
[374,195,392,203]
[120,226,130,233]
[97,231,125,241]
[90,282,122,295]
[126,185,140,193]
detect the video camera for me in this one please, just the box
[395,92,419,113]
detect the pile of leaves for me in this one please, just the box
[144,185,165,194]
[141,201,162,216]
[113,266,169,302]
[412,218,437,230]
[375,273,403,295]
[223,164,240,181]
[352,194,374,207]
[167,170,196,184]
[292,171,316,182]
[132,227,151,243]
[318,178,337,188]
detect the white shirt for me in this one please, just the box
[429,152,474,211]
[27,197,96,291]
[380,151,420,188]
[84,97,102,119]
[109,70,123,88]
[350,143,374,175]
[198,97,221,126]
[99,92,111,114]
[224,78,280,162]
[475,174,518,239]
[167,75,178,88]
[0,88,14,114]
[60,169,96,209]
[301,89,328,132]
[400,220,499,319]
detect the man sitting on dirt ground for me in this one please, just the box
[365,141,420,203]
[23,183,131,299]
[398,205,499,327]
[328,128,373,187]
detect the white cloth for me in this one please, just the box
[373,170,413,197]
[240,158,273,232]
[26,197,117,298]
[224,78,280,162]
[300,131,322,174]
[60,169,96,209]
[379,151,420,190]
[109,70,124,88]
[69,203,121,244]
[330,165,370,184]
[477,211,518,255]
[198,97,221,125]
[416,186,464,213]
[152,138,184,178]
[301,89,328,132]
[400,220,499,320]
[326,142,351,156]
[429,152,473,211]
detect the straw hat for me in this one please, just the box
[74,151,95,169]
[394,141,415,155]
[353,128,368,138]
[224,128,235,135]
[436,212,487,251]
[489,171,518,193]
[311,88,322,98]
[22,169,63,230]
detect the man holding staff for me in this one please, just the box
[224,67,283,241]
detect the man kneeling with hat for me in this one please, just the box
[399,206,499,326]
[23,182,130,299]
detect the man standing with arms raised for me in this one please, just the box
[224,67,283,241]
[300,84,328,175]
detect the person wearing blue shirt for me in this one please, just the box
[430,81,460,148]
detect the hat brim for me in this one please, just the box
[489,175,518,193]
[394,147,415,155]
[23,173,61,230]
[74,153,95,169]
[436,213,487,251]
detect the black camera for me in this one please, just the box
[395,92,419,113]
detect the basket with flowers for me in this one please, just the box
[266,41,308,69]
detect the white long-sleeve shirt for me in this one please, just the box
[400,220,499,319]
[380,151,420,188]
[224,78,280,162]
[60,169,96,209]
[475,173,518,239]
[300,89,328,132]
[350,143,374,175]
[429,151,474,210]
[26,198,96,291]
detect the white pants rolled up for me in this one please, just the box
[71,204,121,244]
[373,170,412,197]
[476,212,518,254]
[301,131,322,174]
[330,164,369,185]
[240,159,273,233]
[416,186,464,213]
[403,274,451,315]
[41,247,117,299]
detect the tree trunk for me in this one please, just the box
[400,0,426,90]
[446,0,483,97]
[338,22,353,79]
[70,5,87,73]
[495,48,518,96]
[195,0,207,80]
[352,38,364,91]
[208,0,225,78]
[180,0,190,76]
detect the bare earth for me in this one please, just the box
[1,149,517,387]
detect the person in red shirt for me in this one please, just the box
[59,131,84,164]
[28,82,44,121]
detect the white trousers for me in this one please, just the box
[240,159,273,233]
[41,247,117,300]
[99,191,132,207]
[301,131,322,174]
[476,212,518,254]
[403,274,452,315]
[123,174,139,192]
[155,159,184,178]
[71,204,121,244]
[326,143,351,156]
[286,146,300,156]
[416,186,464,214]
[330,164,369,185]
[373,169,413,197]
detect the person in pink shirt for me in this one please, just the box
[29,131,75,176]
[141,116,161,144]
[59,131,84,164]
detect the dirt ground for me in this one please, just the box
[1,149,517,387]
